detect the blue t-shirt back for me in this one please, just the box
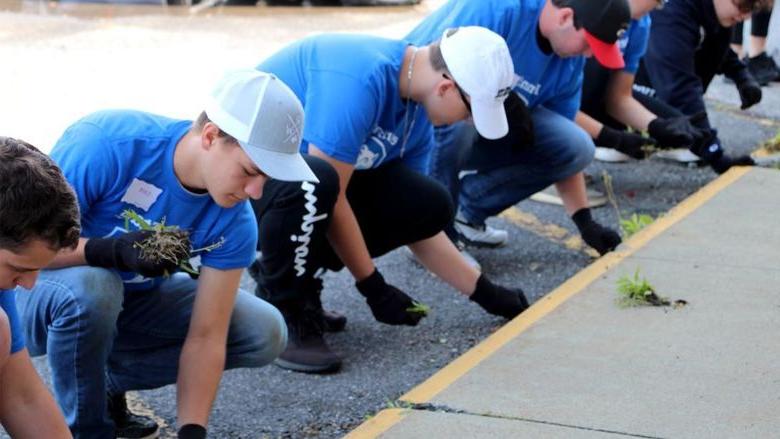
[257,34,434,173]
[405,0,584,120]
[51,110,257,291]
[0,289,24,354]
[619,16,651,75]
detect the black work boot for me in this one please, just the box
[108,392,159,439]
[307,292,347,333]
[274,304,342,374]
[250,259,347,332]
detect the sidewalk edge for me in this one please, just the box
[344,167,751,438]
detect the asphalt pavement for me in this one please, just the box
[0,1,779,437]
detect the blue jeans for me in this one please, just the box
[430,106,594,226]
[16,267,287,438]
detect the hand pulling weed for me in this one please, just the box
[121,209,223,276]
[602,171,656,238]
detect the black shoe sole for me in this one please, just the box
[274,358,342,374]
[116,426,159,439]
[458,234,506,249]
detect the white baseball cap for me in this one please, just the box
[205,69,318,183]
[440,27,517,140]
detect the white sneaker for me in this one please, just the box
[402,246,481,271]
[529,185,607,208]
[594,146,631,163]
[654,148,700,163]
[454,215,508,248]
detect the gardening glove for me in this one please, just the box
[686,129,754,173]
[596,126,653,160]
[709,154,756,174]
[355,269,424,326]
[736,75,762,110]
[572,208,622,255]
[178,424,207,439]
[470,275,529,319]
[84,230,190,277]
[647,114,708,149]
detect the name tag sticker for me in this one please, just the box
[121,178,162,212]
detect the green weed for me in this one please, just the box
[616,268,669,308]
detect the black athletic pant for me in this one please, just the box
[250,155,453,306]
[731,9,773,45]
[580,58,683,133]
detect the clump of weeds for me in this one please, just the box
[616,268,670,308]
[121,209,223,276]
[761,130,780,153]
[406,301,431,317]
[602,171,656,238]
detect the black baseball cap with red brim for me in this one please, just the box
[566,0,631,69]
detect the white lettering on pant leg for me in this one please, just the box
[290,181,328,277]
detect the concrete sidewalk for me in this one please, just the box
[347,166,780,438]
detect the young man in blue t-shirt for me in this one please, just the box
[578,0,711,162]
[249,27,529,373]
[404,0,629,255]
[15,70,316,438]
[0,137,78,438]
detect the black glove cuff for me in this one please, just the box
[595,126,620,149]
[571,208,594,232]
[355,269,384,299]
[83,237,117,269]
[646,118,663,139]
[469,274,493,304]
[178,424,207,439]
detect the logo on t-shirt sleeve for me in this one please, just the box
[121,178,163,212]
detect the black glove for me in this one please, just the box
[596,126,654,160]
[709,154,756,174]
[736,76,762,110]
[647,114,709,149]
[178,424,207,439]
[84,230,190,277]
[355,269,424,326]
[470,275,529,319]
[572,208,621,255]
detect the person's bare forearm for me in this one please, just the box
[575,111,604,139]
[606,95,656,132]
[408,232,479,294]
[176,336,225,428]
[327,196,375,281]
[0,351,71,438]
[46,238,88,269]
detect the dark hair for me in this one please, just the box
[733,0,773,13]
[0,137,80,252]
[428,28,462,73]
[192,111,239,144]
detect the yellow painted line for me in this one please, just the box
[344,409,409,439]
[499,207,600,258]
[344,167,752,438]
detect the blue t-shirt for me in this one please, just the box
[51,110,258,291]
[0,290,24,354]
[257,34,434,173]
[619,16,651,75]
[405,0,584,120]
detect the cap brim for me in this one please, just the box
[239,141,319,183]
[584,31,625,70]
[470,99,509,140]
